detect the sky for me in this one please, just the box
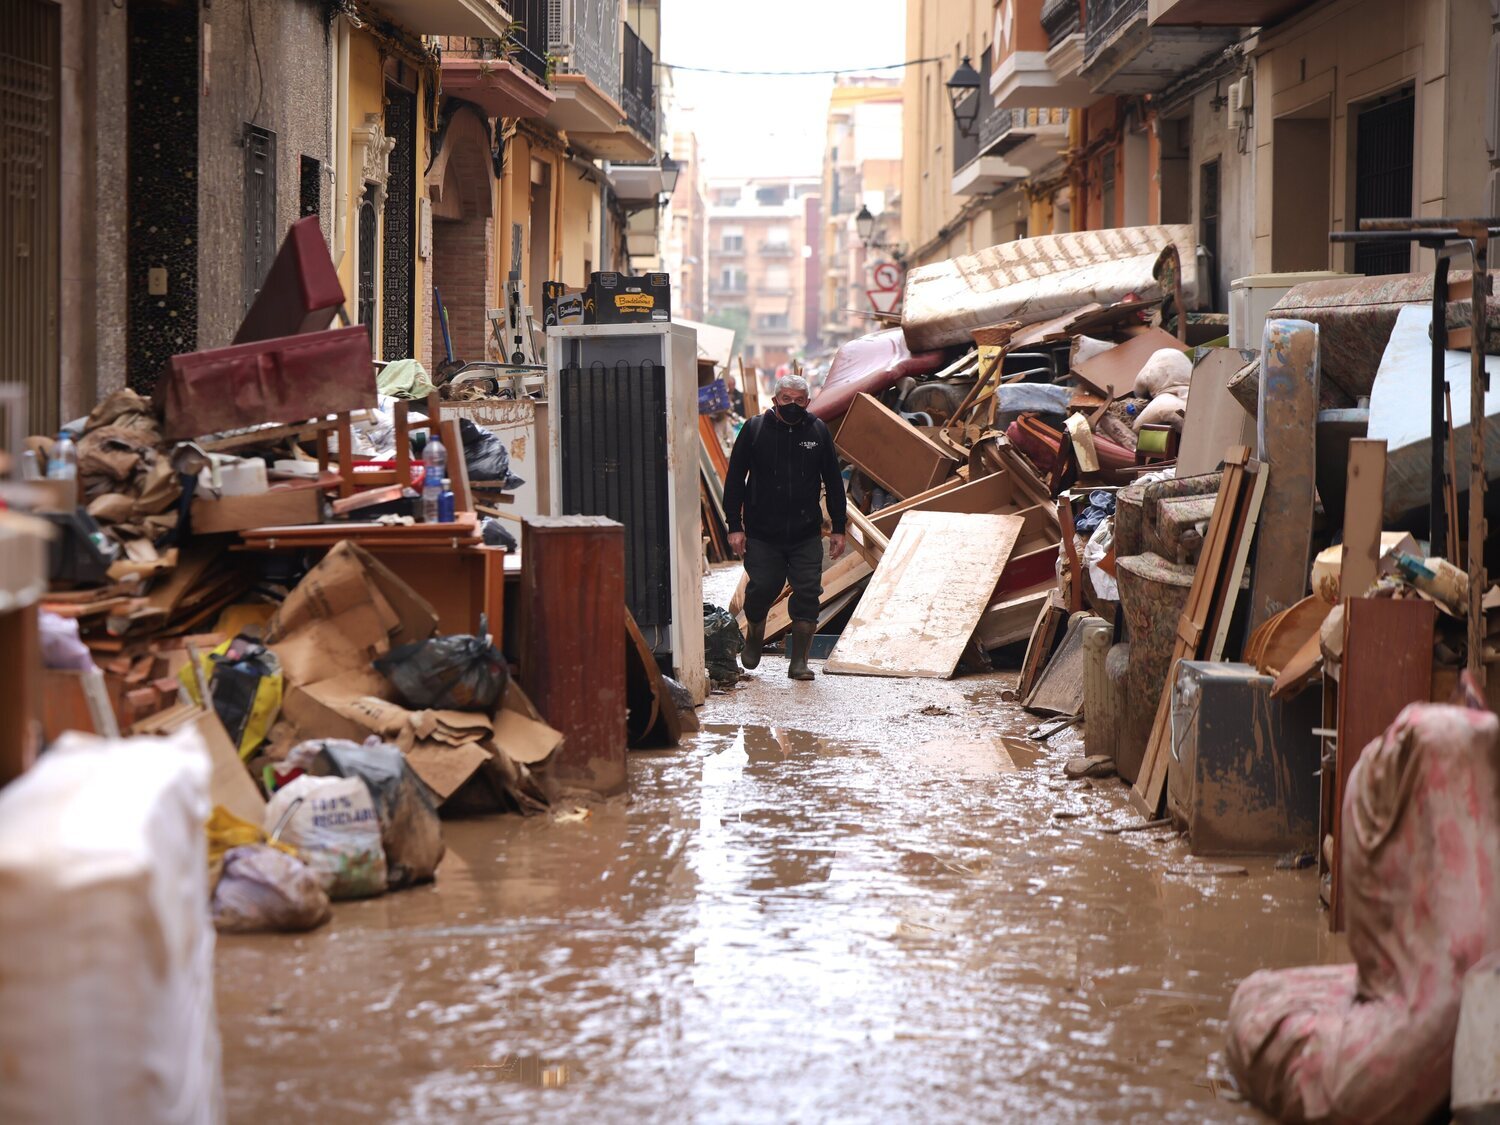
[658,0,908,180]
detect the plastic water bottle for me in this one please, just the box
[46,432,77,480]
[437,478,455,524]
[422,434,447,523]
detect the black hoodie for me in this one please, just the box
[722,406,848,546]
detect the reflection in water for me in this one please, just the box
[217,714,1343,1124]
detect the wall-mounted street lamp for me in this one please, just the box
[946,56,981,138]
[659,153,681,198]
[855,204,876,244]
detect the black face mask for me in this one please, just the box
[774,402,807,425]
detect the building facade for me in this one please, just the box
[1,0,679,433]
[704,176,821,370]
[821,78,904,347]
[903,0,1500,307]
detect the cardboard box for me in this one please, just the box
[192,484,325,534]
[583,271,671,324]
[542,281,585,327]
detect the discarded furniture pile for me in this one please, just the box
[2,219,693,953]
[735,218,1500,1119]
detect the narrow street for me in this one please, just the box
[217,581,1337,1125]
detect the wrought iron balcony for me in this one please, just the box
[1084,0,1144,64]
[621,23,657,141]
[1082,0,1237,93]
[508,0,552,84]
[547,0,620,102]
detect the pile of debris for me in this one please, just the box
[746,219,1500,1122]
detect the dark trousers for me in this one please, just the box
[743,537,824,625]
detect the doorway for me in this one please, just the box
[1271,98,1332,272]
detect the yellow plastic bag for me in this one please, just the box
[205,805,295,883]
[179,636,283,760]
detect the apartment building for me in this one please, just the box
[705,176,821,370]
[821,78,904,347]
[903,0,1500,307]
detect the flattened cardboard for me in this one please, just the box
[405,740,493,800]
[266,540,438,686]
[493,683,564,765]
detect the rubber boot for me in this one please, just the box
[742,618,766,670]
[787,621,816,681]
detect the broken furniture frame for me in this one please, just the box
[1329,217,1493,685]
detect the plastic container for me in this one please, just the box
[437,477,455,523]
[421,434,447,523]
[46,432,76,480]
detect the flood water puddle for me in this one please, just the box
[217,711,1345,1123]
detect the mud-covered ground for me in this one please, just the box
[216,571,1347,1123]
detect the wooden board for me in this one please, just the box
[1339,439,1388,602]
[1177,348,1259,477]
[825,512,1024,679]
[1331,596,1435,930]
[1024,611,1087,716]
[1017,592,1067,698]
[870,471,1019,539]
[974,584,1054,652]
[834,392,961,500]
[1074,326,1186,399]
[1246,319,1320,634]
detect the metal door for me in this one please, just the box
[0,0,60,434]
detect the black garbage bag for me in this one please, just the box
[704,603,744,685]
[375,619,508,711]
[481,517,519,551]
[285,738,445,889]
[459,418,512,483]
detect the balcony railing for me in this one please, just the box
[509,0,552,83]
[1084,0,1145,63]
[759,241,793,257]
[1041,0,1081,48]
[548,0,620,101]
[621,23,656,139]
[981,106,1071,154]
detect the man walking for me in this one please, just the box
[723,374,847,681]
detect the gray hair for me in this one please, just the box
[775,374,810,397]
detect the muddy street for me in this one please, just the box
[217,647,1342,1123]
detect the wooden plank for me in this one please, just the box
[1024,610,1086,716]
[869,472,1017,539]
[974,583,1054,652]
[864,477,972,538]
[834,392,961,500]
[1339,439,1388,602]
[1246,319,1320,633]
[520,516,628,797]
[1065,413,1100,474]
[1074,327,1186,399]
[763,553,871,642]
[845,506,890,564]
[1058,497,1083,613]
[699,413,730,483]
[441,418,473,513]
[825,512,1024,679]
[1210,454,1266,661]
[1017,593,1067,698]
[1331,597,1435,930]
